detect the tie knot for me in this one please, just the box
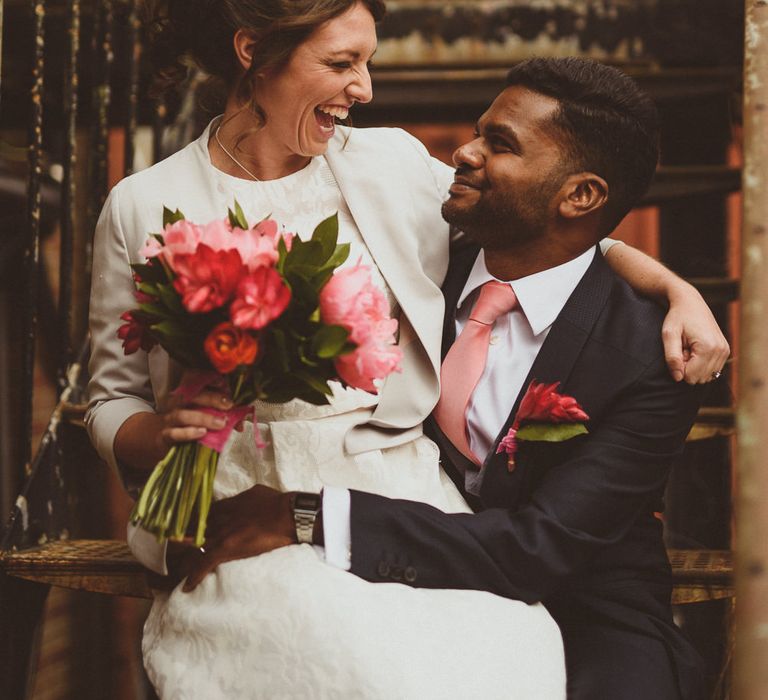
[469,281,517,325]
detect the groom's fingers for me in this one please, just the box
[182,548,224,592]
[661,323,685,383]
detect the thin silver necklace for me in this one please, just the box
[214,124,260,182]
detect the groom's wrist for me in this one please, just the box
[312,509,324,546]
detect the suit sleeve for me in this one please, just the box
[348,355,704,603]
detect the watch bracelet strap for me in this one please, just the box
[292,492,321,545]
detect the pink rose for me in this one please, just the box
[230,266,291,329]
[172,244,245,313]
[117,311,157,355]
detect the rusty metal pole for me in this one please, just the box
[734,1,768,697]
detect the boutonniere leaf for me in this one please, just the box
[496,380,589,471]
[515,422,589,442]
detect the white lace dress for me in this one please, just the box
[141,156,566,699]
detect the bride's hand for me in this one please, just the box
[182,485,297,592]
[156,389,233,454]
[153,369,242,455]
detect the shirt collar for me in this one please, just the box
[458,246,596,337]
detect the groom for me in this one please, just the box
[186,58,707,699]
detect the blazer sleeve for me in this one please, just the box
[85,185,156,479]
[348,354,704,603]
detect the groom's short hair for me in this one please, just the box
[506,57,660,235]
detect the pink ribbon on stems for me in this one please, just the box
[197,405,257,451]
[172,371,264,451]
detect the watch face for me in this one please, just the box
[294,493,321,511]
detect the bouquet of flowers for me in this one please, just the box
[119,203,402,545]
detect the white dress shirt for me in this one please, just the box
[322,244,605,570]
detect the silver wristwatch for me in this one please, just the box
[292,492,322,544]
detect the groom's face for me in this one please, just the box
[442,86,570,250]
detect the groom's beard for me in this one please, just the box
[442,181,555,251]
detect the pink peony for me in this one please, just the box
[230,266,291,329]
[319,265,391,344]
[335,330,403,393]
[231,228,280,271]
[157,219,202,270]
[117,311,157,355]
[199,218,235,252]
[320,265,402,393]
[139,236,163,260]
[172,244,245,313]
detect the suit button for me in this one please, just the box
[390,565,404,581]
[377,562,390,578]
[404,566,417,583]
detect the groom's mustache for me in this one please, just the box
[453,166,484,190]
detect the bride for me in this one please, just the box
[86,1,727,697]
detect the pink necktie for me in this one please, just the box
[434,281,518,465]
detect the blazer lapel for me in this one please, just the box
[324,130,449,450]
[480,248,614,501]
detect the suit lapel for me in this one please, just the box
[440,243,480,359]
[480,248,614,501]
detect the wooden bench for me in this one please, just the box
[0,538,734,605]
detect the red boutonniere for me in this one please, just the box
[496,380,589,471]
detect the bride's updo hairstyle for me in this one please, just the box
[145,0,386,121]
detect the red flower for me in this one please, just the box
[117,311,157,355]
[496,381,589,469]
[172,244,245,313]
[517,381,589,424]
[230,266,291,330]
[204,322,259,374]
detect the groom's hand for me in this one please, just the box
[182,485,296,592]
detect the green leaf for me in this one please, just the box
[284,239,323,268]
[163,207,185,227]
[276,236,289,273]
[311,325,350,359]
[294,370,333,396]
[228,199,249,229]
[131,262,168,285]
[310,213,339,264]
[516,422,589,443]
[155,282,185,314]
[325,242,350,270]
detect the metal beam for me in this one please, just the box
[734,1,768,697]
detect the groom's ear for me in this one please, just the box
[558,173,609,221]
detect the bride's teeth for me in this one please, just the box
[317,105,349,120]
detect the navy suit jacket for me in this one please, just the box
[347,245,706,697]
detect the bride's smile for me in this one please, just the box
[222,1,377,176]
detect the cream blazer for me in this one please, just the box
[86,124,453,476]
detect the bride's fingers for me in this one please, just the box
[189,391,233,410]
[159,408,230,446]
[167,408,228,431]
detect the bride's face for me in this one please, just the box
[255,2,377,158]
